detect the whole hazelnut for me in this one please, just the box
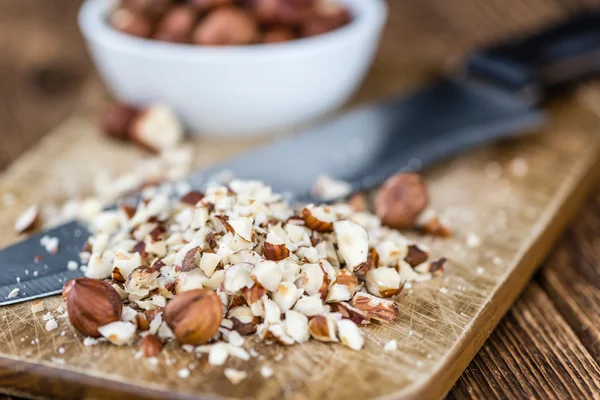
[192,7,258,46]
[121,0,172,16]
[153,5,198,43]
[109,8,154,38]
[254,0,314,24]
[301,0,351,37]
[189,0,233,11]
[163,289,223,345]
[263,26,296,43]
[374,173,429,229]
[101,103,139,140]
[66,278,123,337]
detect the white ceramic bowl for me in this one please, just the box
[79,0,388,138]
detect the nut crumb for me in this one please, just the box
[83,337,101,347]
[67,261,79,271]
[383,339,397,352]
[7,288,19,299]
[311,174,352,201]
[31,300,45,313]
[45,319,58,331]
[260,365,273,378]
[224,368,247,385]
[509,158,528,177]
[177,368,190,379]
[438,287,449,294]
[40,235,59,255]
[466,233,480,248]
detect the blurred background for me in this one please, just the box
[2,0,599,167]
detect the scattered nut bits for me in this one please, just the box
[311,174,352,202]
[63,178,446,373]
[109,0,351,44]
[40,235,59,255]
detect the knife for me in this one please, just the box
[2,12,600,305]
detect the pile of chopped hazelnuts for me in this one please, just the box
[109,0,352,46]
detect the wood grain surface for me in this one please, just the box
[1,0,600,399]
[0,84,598,400]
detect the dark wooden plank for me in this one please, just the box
[538,187,600,362]
[449,283,600,400]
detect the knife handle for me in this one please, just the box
[465,12,600,102]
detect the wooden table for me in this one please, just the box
[1,1,599,398]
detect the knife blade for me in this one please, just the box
[2,12,600,305]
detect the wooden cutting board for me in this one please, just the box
[1,90,600,400]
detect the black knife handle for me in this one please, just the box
[466,12,600,102]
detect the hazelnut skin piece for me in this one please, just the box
[374,173,429,229]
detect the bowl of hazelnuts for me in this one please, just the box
[78,0,387,137]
